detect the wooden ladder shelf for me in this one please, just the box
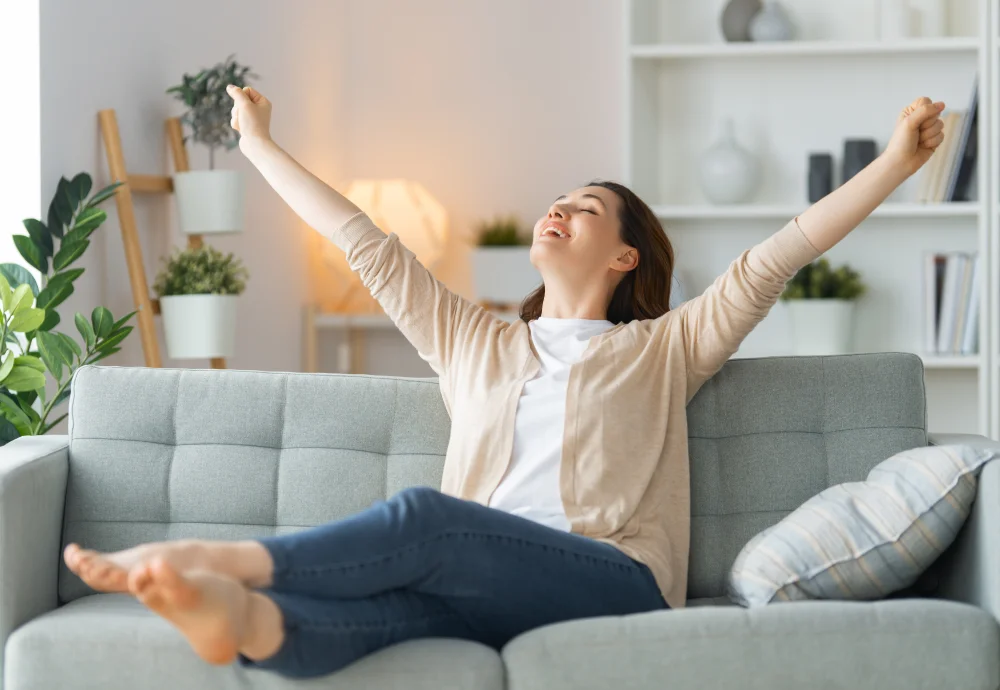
[97,109,225,370]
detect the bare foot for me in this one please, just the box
[129,558,249,665]
[63,540,273,593]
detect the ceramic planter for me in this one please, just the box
[172,170,245,235]
[787,299,856,355]
[159,294,238,359]
[471,247,541,305]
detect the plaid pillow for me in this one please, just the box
[728,444,996,607]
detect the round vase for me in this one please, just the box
[749,1,795,41]
[699,120,761,205]
[720,0,763,42]
[787,299,856,356]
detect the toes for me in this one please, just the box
[151,559,198,607]
[129,563,155,596]
[63,544,80,569]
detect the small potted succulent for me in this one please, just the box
[471,215,540,306]
[780,258,866,355]
[166,54,258,235]
[153,245,249,359]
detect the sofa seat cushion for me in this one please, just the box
[6,595,504,690]
[502,599,999,690]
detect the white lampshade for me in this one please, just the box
[344,179,448,267]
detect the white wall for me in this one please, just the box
[39,0,348,379]
[316,0,624,376]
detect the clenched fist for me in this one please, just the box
[884,96,946,177]
[227,84,272,149]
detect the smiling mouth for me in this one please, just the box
[540,224,570,239]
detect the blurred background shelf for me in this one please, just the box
[631,37,980,59]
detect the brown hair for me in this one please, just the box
[519,180,675,324]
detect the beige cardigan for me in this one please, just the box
[329,212,822,608]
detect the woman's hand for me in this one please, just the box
[884,96,946,177]
[227,84,273,150]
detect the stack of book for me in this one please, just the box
[924,252,980,356]
[916,85,978,203]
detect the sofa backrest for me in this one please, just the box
[61,366,451,603]
[62,353,927,604]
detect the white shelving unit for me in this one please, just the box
[625,0,990,436]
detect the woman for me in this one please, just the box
[64,85,945,679]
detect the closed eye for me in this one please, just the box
[582,208,598,214]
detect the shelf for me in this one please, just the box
[921,355,981,369]
[631,37,980,60]
[651,202,980,221]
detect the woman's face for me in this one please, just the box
[530,186,635,280]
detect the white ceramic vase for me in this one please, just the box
[471,247,541,305]
[159,294,239,359]
[787,299,856,356]
[699,120,761,205]
[749,1,795,41]
[172,170,245,235]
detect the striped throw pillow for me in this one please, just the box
[728,444,996,607]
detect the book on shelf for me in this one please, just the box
[916,80,978,203]
[924,251,980,356]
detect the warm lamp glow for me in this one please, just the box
[344,179,448,267]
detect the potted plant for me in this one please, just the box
[153,244,249,359]
[471,215,541,307]
[0,172,136,445]
[166,54,258,235]
[780,258,866,355]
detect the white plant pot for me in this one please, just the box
[160,294,239,359]
[172,170,245,235]
[471,247,541,305]
[787,299,856,356]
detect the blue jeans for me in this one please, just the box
[242,486,667,678]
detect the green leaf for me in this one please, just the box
[75,313,95,350]
[36,332,63,380]
[0,273,11,313]
[85,181,123,208]
[36,282,73,311]
[0,264,39,297]
[46,268,84,292]
[13,235,47,273]
[10,285,33,314]
[0,417,21,445]
[53,240,88,272]
[88,347,120,364]
[66,207,105,242]
[110,310,137,333]
[0,395,31,434]
[47,196,63,239]
[14,355,45,372]
[22,219,53,258]
[0,353,15,383]
[57,332,82,359]
[9,309,45,333]
[16,389,38,412]
[96,326,132,352]
[39,309,60,332]
[70,173,92,207]
[3,366,45,392]
[54,178,74,226]
[91,306,113,339]
[61,176,81,215]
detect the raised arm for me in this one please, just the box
[227,85,501,377]
[678,97,946,399]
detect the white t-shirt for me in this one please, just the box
[487,316,616,530]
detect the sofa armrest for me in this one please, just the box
[928,433,1000,621]
[0,436,69,650]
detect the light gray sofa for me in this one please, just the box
[1,354,999,689]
